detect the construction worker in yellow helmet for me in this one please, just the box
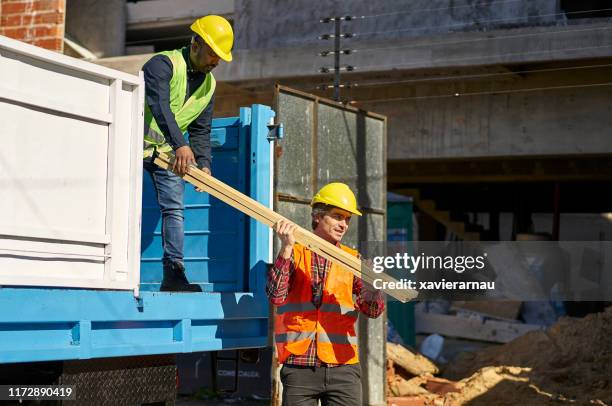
[141,15,233,292]
[268,182,384,405]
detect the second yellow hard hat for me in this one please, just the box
[311,182,362,216]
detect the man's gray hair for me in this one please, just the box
[311,203,332,230]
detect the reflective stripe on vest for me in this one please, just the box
[317,332,359,345]
[276,302,317,314]
[318,303,359,318]
[277,302,356,317]
[275,331,316,343]
[143,47,216,158]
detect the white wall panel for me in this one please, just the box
[0,36,144,294]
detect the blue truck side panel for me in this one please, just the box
[141,116,249,292]
[0,105,275,364]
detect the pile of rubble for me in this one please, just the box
[387,307,612,406]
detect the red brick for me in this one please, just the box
[31,37,62,50]
[34,11,64,24]
[387,397,426,406]
[2,2,29,15]
[33,0,64,12]
[424,377,460,395]
[1,15,22,26]
[29,25,61,38]
[3,27,28,40]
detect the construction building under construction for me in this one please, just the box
[60,0,612,242]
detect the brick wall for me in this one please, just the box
[0,0,66,51]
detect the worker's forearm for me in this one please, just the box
[358,289,385,318]
[266,254,294,305]
[279,244,293,259]
[354,277,385,318]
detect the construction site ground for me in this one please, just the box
[388,307,612,406]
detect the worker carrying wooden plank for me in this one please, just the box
[156,152,417,401]
[142,15,234,292]
[268,182,383,406]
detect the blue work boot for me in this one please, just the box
[160,262,202,292]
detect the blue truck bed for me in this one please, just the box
[0,105,274,364]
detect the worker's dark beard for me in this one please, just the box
[200,64,216,74]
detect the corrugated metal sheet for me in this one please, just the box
[274,86,387,251]
[275,91,316,199]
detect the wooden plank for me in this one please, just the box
[154,152,417,303]
[387,342,439,376]
[415,312,543,344]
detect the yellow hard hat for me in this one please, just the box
[190,15,234,62]
[311,182,362,216]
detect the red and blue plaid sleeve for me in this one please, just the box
[353,276,385,318]
[266,252,295,306]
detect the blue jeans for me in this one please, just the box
[144,160,184,265]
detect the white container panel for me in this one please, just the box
[0,36,144,294]
[0,238,105,281]
[0,101,109,238]
[1,49,111,122]
[105,84,137,274]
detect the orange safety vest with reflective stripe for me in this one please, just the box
[274,243,359,365]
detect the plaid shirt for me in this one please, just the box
[267,245,385,367]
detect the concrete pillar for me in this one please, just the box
[359,312,387,406]
[65,0,126,57]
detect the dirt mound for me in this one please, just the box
[387,308,612,405]
[443,307,612,405]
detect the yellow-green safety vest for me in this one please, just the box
[143,48,216,158]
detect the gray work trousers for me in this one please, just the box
[281,363,362,406]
